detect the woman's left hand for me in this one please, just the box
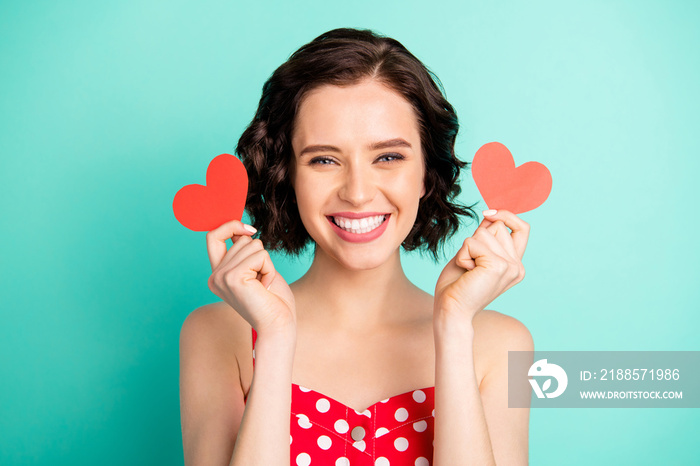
[433,209,530,323]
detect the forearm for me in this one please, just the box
[433,315,496,466]
[229,328,296,466]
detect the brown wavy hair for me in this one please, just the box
[236,28,477,260]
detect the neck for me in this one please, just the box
[292,245,423,331]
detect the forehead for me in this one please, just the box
[292,79,420,151]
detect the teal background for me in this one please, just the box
[1,0,698,464]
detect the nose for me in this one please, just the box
[337,162,376,207]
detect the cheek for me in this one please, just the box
[293,174,324,221]
[389,168,424,199]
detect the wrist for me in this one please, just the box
[434,309,475,344]
[255,323,296,342]
[434,326,474,370]
[252,326,297,372]
[434,305,477,330]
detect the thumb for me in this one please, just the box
[262,270,276,290]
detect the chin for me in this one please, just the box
[334,247,395,271]
[340,259,384,271]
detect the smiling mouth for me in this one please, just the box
[329,214,388,234]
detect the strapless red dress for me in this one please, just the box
[247,329,435,466]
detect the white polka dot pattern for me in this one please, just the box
[317,435,332,450]
[250,328,435,465]
[412,390,426,403]
[296,414,312,429]
[413,420,428,432]
[316,398,331,413]
[334,419,349,434]
[375,427,389,438]
[296,452,311,466]
[394,408,409,422]
[394,437,409,451]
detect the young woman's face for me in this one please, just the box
[291,79,426,270]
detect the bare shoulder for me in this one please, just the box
[179,302,253,464]
[473,310,534,380]
[179,300,255,391]
[179,300,255,397]
[180,301,252,355]
[473,310,534,351]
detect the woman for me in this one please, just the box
[180,28,533,466]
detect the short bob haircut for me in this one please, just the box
[236,27,477,260]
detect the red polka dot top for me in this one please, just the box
[247,329,435,466]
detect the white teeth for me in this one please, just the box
[332,215,387,234]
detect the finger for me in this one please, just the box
[483,209,530,259]
[469,231,523,288]
[216,236,262,270]
[485,220,517,259]
[462,236,518,286]
[454,234,505,271]
[477,218,494,230]
[474,217,513,255]
[220,237,264,271]
[235,248,277,290]
[454,249,476,271]
[461,258,476,270]
[206,220,257,271]
[467,234,524,294]
[457,237,493,269]
[472,225,513,262]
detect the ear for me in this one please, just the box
[420,181,426,199]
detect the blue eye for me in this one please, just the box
[377,153,405,163]
[309,156,336,165]
[308,153,405,165]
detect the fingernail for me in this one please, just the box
[483,209,497,217]
[243,224,257,233]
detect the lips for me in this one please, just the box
[326,213,391,243]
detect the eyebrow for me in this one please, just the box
[299,138,413,157]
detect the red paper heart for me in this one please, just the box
[173,154,249,231]
[472,142,552,214]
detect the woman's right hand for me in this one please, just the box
[206,219,296,335]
